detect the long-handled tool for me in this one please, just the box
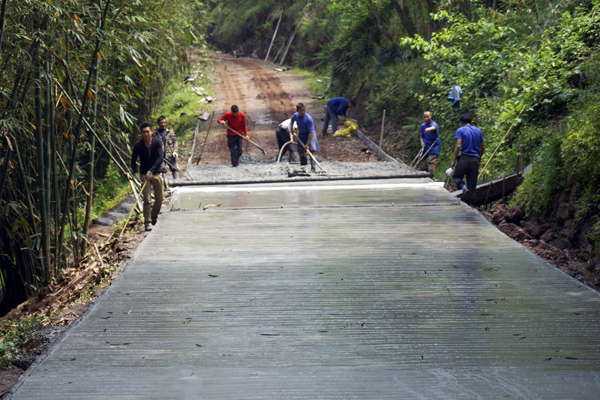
[290,130,325,172]
[120,180,147,237]
[196,111,215,165]
[277,139,295,165]
[164,157,193,180]
[410,147,424,169]
[412,140,437,169]
[222,123,267,158]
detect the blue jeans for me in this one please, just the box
[323,105,338,135]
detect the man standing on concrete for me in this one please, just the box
[132,121,164,231]
[322,97,356,136]
[451,113,485,204]
[276,117,299,162]
[218,105,248,167]
[291,103,319,171]
[418,111,441,177]
[153,116,179,182]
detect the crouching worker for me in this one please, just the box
[451,113,485,205]
[132,121,164,231]
[276,117,299,162]
[291,102,320,171]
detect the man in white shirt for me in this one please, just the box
[276,118,299,162]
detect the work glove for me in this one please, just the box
[146,171,153,180]
[173,152,178,158]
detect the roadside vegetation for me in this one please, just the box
[0,0,211,314]
[206,0,600,274]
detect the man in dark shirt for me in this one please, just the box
[322,97,356,136]
[131,121,164,231]
[451,113,485,205]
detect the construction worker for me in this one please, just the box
[418,111,441,177]
[153,116,179,186]
[217,105,248,167]
[322,97,356,136]
[131,121,164,231]
[291,102,319,171]
[276,117,299,162]
[451,113,485,204]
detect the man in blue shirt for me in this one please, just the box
[291,102,320,171]
[451,113,485,204]
[418,111,441,177]
[322,97,356,136]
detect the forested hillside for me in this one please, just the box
[208,0,600,273]
[0,0,209,313]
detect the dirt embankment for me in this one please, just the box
[481,204,599,290]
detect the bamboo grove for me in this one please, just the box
[0,0,208,314]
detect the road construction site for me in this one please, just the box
[6,56,600,399]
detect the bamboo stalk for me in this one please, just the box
[58,0,112,264]
[34,54,50,277]
[120,180,146,237]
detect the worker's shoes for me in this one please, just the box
[145,224,153,231]
[461,189,470,202]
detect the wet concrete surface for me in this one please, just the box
[179,160,429,185]
[8,180,600,399]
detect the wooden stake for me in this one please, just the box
[280,31,296,65]
[379,109,386,150]
[187,118,201,166]
[265,12,283,62]
[197,111,215,165]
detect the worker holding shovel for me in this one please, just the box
[418,111,441,178]
[291,102,320,172]
[217,105,249,167]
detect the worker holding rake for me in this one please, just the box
[291,102,320,172]
[217,105,249,167]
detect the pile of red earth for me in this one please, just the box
[481,205,598,288]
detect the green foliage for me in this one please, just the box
[92,163,131,221]
[0,316,44,368]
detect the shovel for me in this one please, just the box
[222,123,267,159]
[290,130,325,172]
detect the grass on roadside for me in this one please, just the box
[292,67,330,104]
[0,316,45,368]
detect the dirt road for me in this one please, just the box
[190,55,378,165]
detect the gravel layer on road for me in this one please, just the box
[176,158,429,185]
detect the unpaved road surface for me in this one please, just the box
[190,55,378,165]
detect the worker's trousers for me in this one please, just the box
[141,173,164,225]
[323,105,339,135]
[276,127,298,161]
[452,155,480,204]
[227,135,244,166]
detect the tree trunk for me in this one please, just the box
[365,0,404,57]
[389,0,417,38]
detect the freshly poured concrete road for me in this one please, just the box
[10,179,600,399]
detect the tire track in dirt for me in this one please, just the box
[231,58,295,123]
